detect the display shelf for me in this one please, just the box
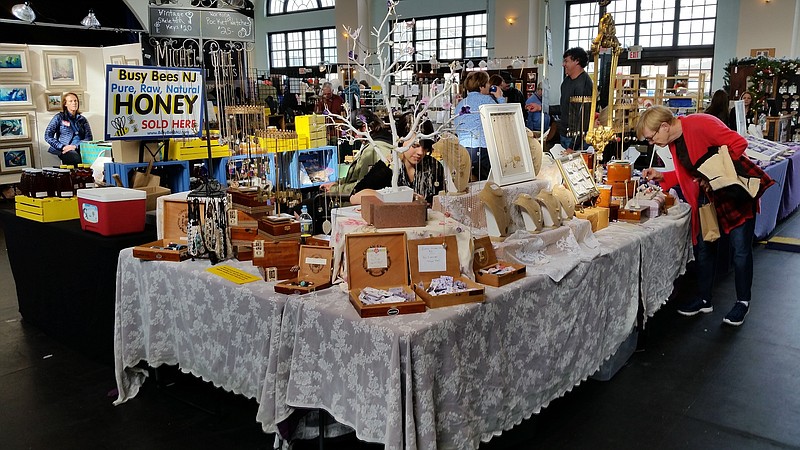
[616,73,706,127]
[104,161,190,192]
[286,145,338,189]
[212,153,277,188]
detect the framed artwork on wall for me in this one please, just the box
[126,58,140,66]
[0,113,31,141]
[43,51,82,89]
[0,44,30,77]
[750,48,775,58]
[0,143,33,173]
[0,84,33,109]
[45,92,62,111]
[110,55,126,65]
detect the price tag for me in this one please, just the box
[253,240,265,258]
[366,247,388,269]
[207,265,260,284]
[227,209,239,226]
[418,244,447,272]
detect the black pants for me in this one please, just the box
[58,150,82,166]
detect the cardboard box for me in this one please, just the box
[346,232,426,318]
[408,235,485,308]
[274,245,334,294]
[15,195,78,222]
[576,206,610,232]
[77,187,146,236]
[252,239,301,281]
[361,196,427,229]
[472,236,526,287]
[112,140,143,163]
[135,185,171,211]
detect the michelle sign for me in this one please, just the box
[104,65,203,140]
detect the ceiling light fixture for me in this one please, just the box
[11,2,36,23]
[81,9,100,29]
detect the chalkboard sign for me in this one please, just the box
[201,11,254,42]
[149,7,199,38]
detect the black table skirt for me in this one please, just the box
[0,209,156,363]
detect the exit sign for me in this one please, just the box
[628,50,641,60]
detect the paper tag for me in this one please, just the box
[366,247,388,269]
[253,240,265,258]
[227,209,238,226]
[418,244,447,272]
[206,265,261,284]
[305,257,327,265]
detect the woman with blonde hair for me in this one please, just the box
[638,105,773,326]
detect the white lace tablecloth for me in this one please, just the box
[255,218,664,449]
[113,251,286,405]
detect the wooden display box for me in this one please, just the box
[361,196,427,229]
[274,245,334,294]
[618,205,649,223]
[408,235,485,308]
[252,240,301,281]
[259,217,301,236]
[132,239,189,262]
[229,188,270,208]
[472,236,526,287]
[346,232,426,318]
[15,196,78,222]
[576,206,610,232]
[234,245,253,261]
[230,210,259,246]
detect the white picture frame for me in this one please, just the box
[0,143,33,173]
[110,55,126,65]
[43,51,82,89]
[0,113,31,141]
[479,103,536,186]
[0,84,33,109]
[0,44,30,78]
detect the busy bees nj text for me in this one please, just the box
[104,65,204,140]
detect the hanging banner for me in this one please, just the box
[104,65,204,140]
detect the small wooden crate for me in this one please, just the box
[274,245,334,294]
[168,137,229,161]
[361,196,427,229]
[408,235,485,308]
[472,236,526,287]
[259,217,301,236]
[132,239,189,262]
[346,232,426,318]
[618,205,649,223]
[576,206,610,231]
[15,196,79,222]
[252,239,301,281]
[134,198,192,262]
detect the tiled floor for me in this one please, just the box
[1,202,799,449]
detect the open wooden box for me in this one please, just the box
[251,239,301,281]
[346,231,426,318]
[472,236,526,287]
[133,198,194,262]
[408,235,485,308]
[274,245,334,294]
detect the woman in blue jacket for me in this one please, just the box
[44,92,93,165]
[454,71,504,181]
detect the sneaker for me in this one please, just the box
[677,298,713,316]
[723,302,749,326]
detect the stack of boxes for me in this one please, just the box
[295,115,328,149]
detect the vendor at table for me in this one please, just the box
[44,92,93,166]
[350,118,444,205]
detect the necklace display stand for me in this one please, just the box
[526,130,544,174]
[513,193,544,232]
[435,137,471,193]
[553,185,577,219]
[478,182,510,238]
[535,190,563,228]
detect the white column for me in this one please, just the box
[792,0,800,57]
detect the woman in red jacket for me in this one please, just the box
[638,106,773,326]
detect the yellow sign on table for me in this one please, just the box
[206,265,261,284]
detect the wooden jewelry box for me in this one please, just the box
[258,216,301,241]
[361,196,427,229]
[407,235,485,308]
[251,239,301,281]
[133,197,194,262]
[472,236,526,287]
[346,231,426,318]
[274,245,334,294]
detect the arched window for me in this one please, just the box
[268,0,335,15]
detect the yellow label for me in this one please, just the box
[206,265,261,284]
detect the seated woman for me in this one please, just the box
[350,118,444,205]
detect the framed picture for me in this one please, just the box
[110,55,126,65]
[43,51,82,89]
[0,44,30,77]
[0,143,33,173]
[125,58,140,66]
[0,113,31,141]
[0,84,33,109]
[45,92,62,111]
[750,48,775,58]
[478,103,536,186]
